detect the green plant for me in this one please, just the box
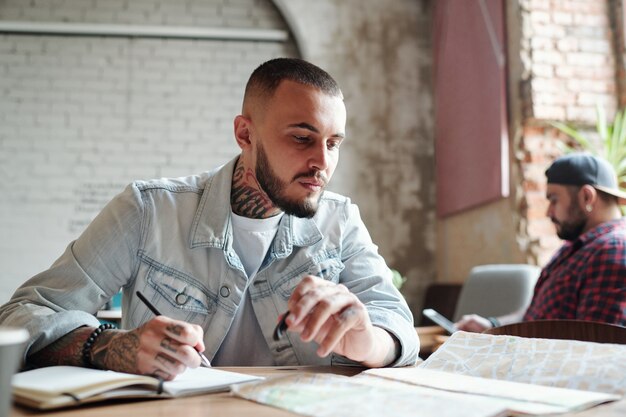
[390,269,407,290]
[550,105,626,190]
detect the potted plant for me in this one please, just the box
[391,269,407,290]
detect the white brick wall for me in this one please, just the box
[1,0,286,28]
[0,0,297,302]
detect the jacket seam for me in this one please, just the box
[128,184,148,290]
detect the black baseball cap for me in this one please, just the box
[545,153,626,205]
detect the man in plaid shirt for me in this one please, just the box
[456,153,626,332]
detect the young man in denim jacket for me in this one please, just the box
[0,58,418,379]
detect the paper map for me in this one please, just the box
[419,331,626,395]
[232,368,618,417]
[232,373,510,417]
[232,332,624,417]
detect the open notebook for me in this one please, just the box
[12,365,262,410]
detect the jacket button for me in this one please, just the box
[220,286,230,298]
[175,292,188,305]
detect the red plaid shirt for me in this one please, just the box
[523,218,626,326]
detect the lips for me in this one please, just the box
[300,178,324,187]
[294,172,328,189]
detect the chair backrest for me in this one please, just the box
[483,319,626,344]
[452,264,541,321]
[418,283,462,326]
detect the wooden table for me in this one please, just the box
[415,325,449,357]
[9,366,625,417]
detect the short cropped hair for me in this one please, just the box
[243,58,342,112]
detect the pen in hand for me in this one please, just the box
[273,311,290,341]
[135,290,212,368]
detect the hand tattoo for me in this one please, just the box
[165,323,183,336]
[152,369,172,380]
[160,337,180,354]
[94,330,140,373]
[155,353,176,367]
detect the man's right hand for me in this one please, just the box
[29,316,206,380]
[94,316,205,379]
[454,314,492,333]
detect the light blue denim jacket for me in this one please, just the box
[0,157,418,366]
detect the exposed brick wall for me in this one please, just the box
[521,0,617,123]
[0,0,297,301]
[518,125,563,265]
[610,0,626,107]
[516,0,620,266]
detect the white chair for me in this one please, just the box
[452,264,541,321]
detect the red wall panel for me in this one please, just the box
[434,0,509,217]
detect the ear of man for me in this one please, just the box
[234,115,253,150]
[577,185,597,213]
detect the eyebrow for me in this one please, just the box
[288,122,345,138]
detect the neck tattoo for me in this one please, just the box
[231,161,279,218]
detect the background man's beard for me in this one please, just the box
[255,144,323,218]
[555,219,586,241]
[553,203,587,241]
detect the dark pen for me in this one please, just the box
[273,311,290,341]
[135,290,212,367]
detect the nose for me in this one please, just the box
[309,142,329,172]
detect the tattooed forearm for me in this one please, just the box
[27,323,188,378]
[28,326,142,374]
[28,326,93,367]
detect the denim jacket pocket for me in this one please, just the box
[275,249,345,300]
[131,254,217,326]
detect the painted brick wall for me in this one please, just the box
[516,0,619,265]
[521,0,616,123]
[0,0,297,302]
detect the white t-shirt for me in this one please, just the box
[211,211,283,366]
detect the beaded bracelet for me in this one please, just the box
[82,323,116,367]
[487,316,501,328]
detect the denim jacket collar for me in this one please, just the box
[189,156,323,255]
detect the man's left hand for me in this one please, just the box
[285,275,397,367]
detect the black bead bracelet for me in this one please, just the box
[82,323,116,367]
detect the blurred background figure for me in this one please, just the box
[456,153,626,332]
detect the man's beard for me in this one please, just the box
[552,202,587,241]
[255,143,326,218]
